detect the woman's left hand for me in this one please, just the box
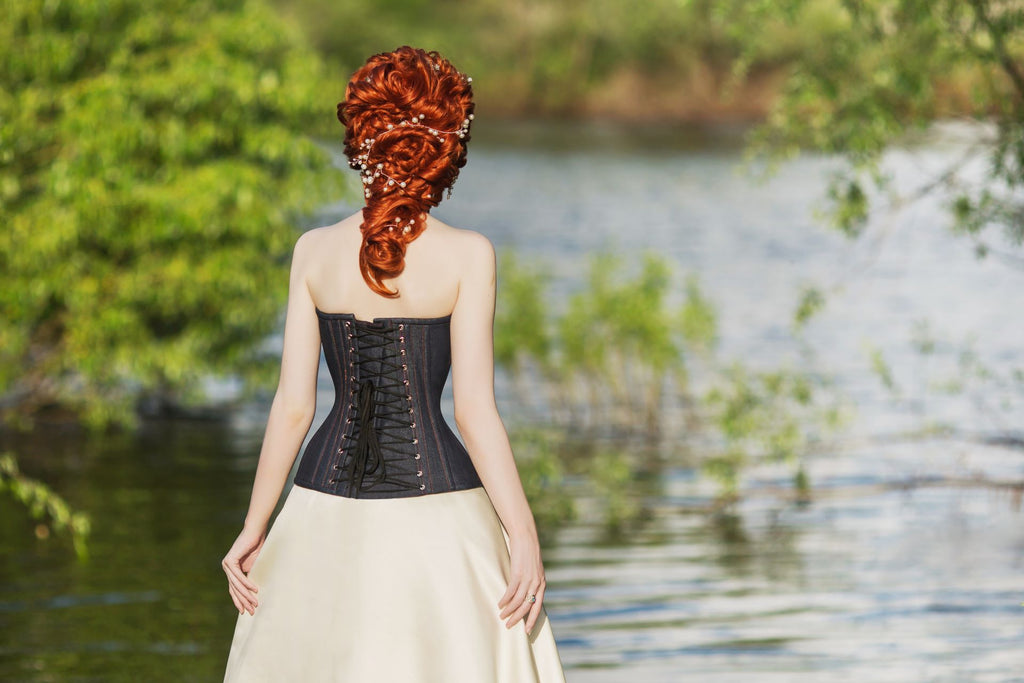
[222,525,266,615]
[497,532,547,635]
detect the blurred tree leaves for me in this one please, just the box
[0,452,91,559]
[728,0,1024,255]
[0,0,343,428]
[275,0,836,117]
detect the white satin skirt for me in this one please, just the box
[222,483,567,682]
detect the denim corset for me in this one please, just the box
[292,310,483,499]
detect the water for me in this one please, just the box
[2,121,1023,681]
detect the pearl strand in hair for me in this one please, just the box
[353,114,474,199]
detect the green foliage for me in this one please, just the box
[494,250,553,377]
[0,0,343,427]
[276,0,844,117]
[866,343,899,395]
[588,448,647,535]
[731,0,1024,254]
[680,273,718,351]
[509,427,576,544]
[792,284,826,330]
[0,452,91,559]
[553,250,698,434]
[703,363,842,497]
[866,320,1023,431]
[493,248,843,501]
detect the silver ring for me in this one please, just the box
[527,594,536,604]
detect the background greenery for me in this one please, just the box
[1,0,342,431]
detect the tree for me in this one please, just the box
[722,0,1023,258]
[0,0,343,428]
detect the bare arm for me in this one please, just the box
[450,233,537,542]
[450,232,546,633]
[222,231,321,615]
[243,231,322,531]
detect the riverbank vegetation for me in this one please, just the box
[495,249,848,531]
[0,452,90,559]
[275,0,1001,124]
[1,0,342,431]
[732,0,1022,264]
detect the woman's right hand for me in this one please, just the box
[222,525,266,615]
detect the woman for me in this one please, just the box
[220,47,567,682]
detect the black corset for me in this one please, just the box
[293,310,484,499]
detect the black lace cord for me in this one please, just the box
[331,324,422,496]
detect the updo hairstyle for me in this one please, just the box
[337,46,475,297]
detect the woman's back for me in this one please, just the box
[302,212,474,320]
[291,214,486,499]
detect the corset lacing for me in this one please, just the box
[329,321,424,497]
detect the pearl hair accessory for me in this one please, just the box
[353,113,474,199]
[384,217,418,235]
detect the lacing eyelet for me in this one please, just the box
[403,379,410,386]
[402,364,407,370]
[419,483,425,490]
[399,336,404,342]
[332,464,342,470]
[329,478,338,484]
[400,349,406,356]
[416,470,423,477]
[337,448,344,454]
[346,417,353,423]
[414,453,421,459]
[412,438,418,444]
[347,334,353,339]
[408,408,414,414]
[410,422,416,428]
[398,324,404,330]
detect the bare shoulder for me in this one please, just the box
[291,213,361,269]
[438,224,495,274]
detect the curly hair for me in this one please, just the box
[337,46,475,297]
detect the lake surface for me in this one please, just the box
[2,120,1023,681]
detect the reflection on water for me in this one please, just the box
[3,122,1023,681]
[546,442,1024,682]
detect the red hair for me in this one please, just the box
[338,47,475,297]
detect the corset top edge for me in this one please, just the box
[315,308,452,326]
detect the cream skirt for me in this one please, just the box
[222,484,567,682]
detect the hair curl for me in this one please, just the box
[338,46,475,297]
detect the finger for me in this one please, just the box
[525,585,546,633]
[505,581,541,627]
[505,597,533,628]
[499,578,529,619]
[227,583,241,613]
[224,557,259,593]
[510,582,544,629]
[227,583,245,614]
[497,575,520,609]
[223,560,260,604]
[224,567,257,612]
